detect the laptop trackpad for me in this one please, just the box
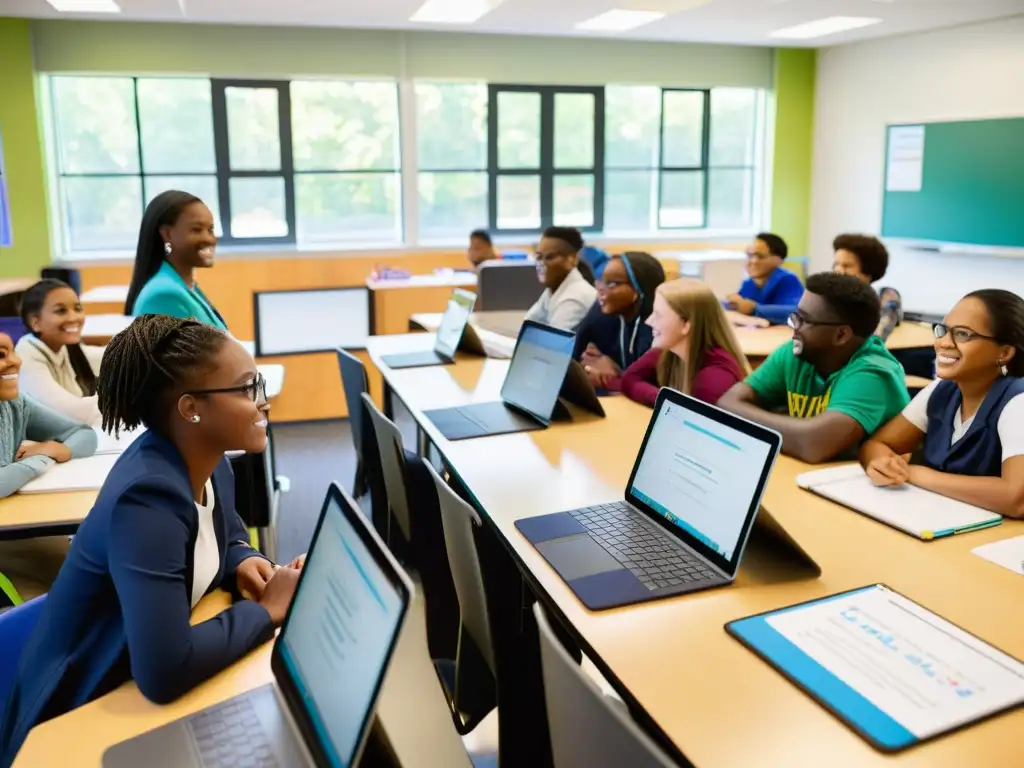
[536,535,624,581]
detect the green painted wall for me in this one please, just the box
[0,18,51,277]
[770,48,816,257]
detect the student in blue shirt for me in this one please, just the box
[860,290,1024,518]
[724,233,804,325]
[125,190,227,330]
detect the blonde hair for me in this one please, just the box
[655,279,752,394]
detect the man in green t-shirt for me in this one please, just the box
[719,272,910,464]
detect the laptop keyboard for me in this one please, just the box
[570,502,718,591]
[189,695,280,768]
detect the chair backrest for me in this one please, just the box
[336,348,369,458]
[477,261,544,312]
[533,603,677,768]
[0,595,48,715]
[360,393,412,543]
[422,462,495,673]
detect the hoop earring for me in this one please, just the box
[164,242,172,256]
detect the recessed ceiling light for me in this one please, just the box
[576,9,666,32]
[770,16,881,40]
[410,0,498,23]
[47,0,121,11]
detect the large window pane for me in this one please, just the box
[291,81,399,171]
[229,177,287,238]
[53,77,139,174]
[660,171,704,228]
[62,176,142,250]
[144,176,222,237]
[137,79,215,174]
[708,168,754,228]
[605,86,661,168]
[553,175,594,228]
[497,92,540,169]
[418,172,487,240]
[662,91,705,168]
[296,173,400,243]
[604,170,655,232]
[554,93,594,170]
[226,87,282,171]
[710,89,758,167]
[417,83,487,170]
[496,175,540,230]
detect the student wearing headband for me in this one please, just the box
[573,252,666,392]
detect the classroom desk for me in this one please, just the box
[80,285,129,316]
[733,320,936,361]
[367,272,477,336]
[13,591,474,768]
[367,335,1024,768]
[0,490,97,541]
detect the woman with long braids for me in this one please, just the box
[1,316,300,764]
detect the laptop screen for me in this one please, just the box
[628,394,775,571]
[277,492,407,767]
[500,321,575,422]
[434,289,476,359]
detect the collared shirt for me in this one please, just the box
[524,267,597,332]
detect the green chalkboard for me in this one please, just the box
[881,118,1024,248]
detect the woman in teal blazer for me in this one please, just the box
[125,190,227,330]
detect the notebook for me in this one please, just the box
[93,426,147,455]
[18,453,120,494]
[796,463,1002,540]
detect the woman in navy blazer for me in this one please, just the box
[1,316,301,765]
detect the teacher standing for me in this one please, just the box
[125,190,228,330]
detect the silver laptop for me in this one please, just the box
[380,288,484,369]
[102,483,413,768]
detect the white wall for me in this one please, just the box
[809,16,1024,315]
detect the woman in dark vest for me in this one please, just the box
[859,289,1024,518]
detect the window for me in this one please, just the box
[0,133,10,247]
[488,85,604,234]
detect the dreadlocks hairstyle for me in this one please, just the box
[125,190,202,314]
[98,315,227,437]
[20,279,98,397]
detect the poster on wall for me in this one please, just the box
[886,125,926,192]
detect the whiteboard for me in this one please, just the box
[254,288,370,355]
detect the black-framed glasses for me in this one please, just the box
[932,323,998,345]
[189,371,267,403]
[787,312,846,331]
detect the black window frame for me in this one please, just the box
[487,84,605,236]
[658,88,711,230]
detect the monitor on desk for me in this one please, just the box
[254,288,371,356]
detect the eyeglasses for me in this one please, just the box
[932,323,998,345]
[535,251,572,264]
[596,279,630,291]
[189,371,267,403]
[787,312,845,331]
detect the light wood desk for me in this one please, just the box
[0,490,97,540]
[80,285,129,316]
[734,320,936,361]
[367,273,477,336]
[367,335,1024,768]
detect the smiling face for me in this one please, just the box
[160,201,217,270]
[28,285,85,352]
[0,334,21,401]
[646,292,689,353]
[790,291,844,364]
[596,258,639,316]
[746,237,782,282]
[934,297,1014,384]
[832,249,870,283]
[535,236,577,290]
[468,235,494,267]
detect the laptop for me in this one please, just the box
[516,387,783,610]
[422,320,604,441]
[103,483,413,768]
[380,288,484,369]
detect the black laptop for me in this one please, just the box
[423,320,604,441]
[380,288,484,369]
[516,388,783,610]
[103,483,413,768]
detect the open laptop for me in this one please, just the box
[422,320,604,441]
[516,388,785,610]
[103,483,413,768]
[380,288,484,369]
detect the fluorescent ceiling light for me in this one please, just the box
[576,9,666,32]
[770,16,881,40]
[410,0,498,23]
[47,0,121,11]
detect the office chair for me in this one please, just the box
[477,261,544,312]
[0,595,47,718]
[533,602,678,768]
[336,349,371,499]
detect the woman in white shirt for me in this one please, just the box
[16,279,104,425]
[525,226,597,332]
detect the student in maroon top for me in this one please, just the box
[621,278,751,407]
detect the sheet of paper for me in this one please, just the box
[886,125,926,192]
[18,453,120,494]
[766,585,1024,740]
[93,425,146,455]
[972,536,1024,576]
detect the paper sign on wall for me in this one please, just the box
[886,125,926,192]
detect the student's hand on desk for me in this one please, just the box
[582,345,620,388]
[724,310,770,329]
[259,566,301,626]
[865,454,911,487]
[726,295,757,316]
[16,440,71,463]
[236,556,277,601]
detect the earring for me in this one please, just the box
[164,242,172,256]
[999,362,1009,377]
[191,414,201,423]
